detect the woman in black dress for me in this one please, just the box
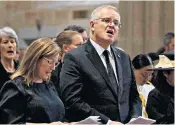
[146,54,174,124]
[0,38,66,124]
[0,27,19,89]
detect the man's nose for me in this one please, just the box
[109,20,115,26]
[50,64,56,70]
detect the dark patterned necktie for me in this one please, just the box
[103,50,118,93]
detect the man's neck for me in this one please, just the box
[90,38,110,49]
[61,54,65,63]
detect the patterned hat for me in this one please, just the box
[152,55,174,71]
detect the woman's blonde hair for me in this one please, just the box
[11,37,60,85]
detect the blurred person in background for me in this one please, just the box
[0,27,19,89]
[51,31,83,95]
[157,32,174,54]
[64,25,88,43]
[18,48,26,62]
[132,54,154,118]
[14,49,20,61]
[147,52,159,66]
[146,53,174,124]
[0,38,67,124]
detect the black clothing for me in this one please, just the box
[0,76,65,124]
[146,88,174,120]
[0,61,18,90]
[51,62,62,96]
[60,40,141,124]
[146,72,174,124]
[103,50,120,121]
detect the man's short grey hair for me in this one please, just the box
[90,5,119,21]
[0,27,19,45]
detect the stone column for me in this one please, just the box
[118,1,174,58]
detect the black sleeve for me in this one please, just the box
[0,80,26,124]
[146,89,165,120]
[60,53,109,123]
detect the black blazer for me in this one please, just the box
[60,40,141,124]
[0,61,18,90]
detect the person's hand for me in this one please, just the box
[110,121,123,125]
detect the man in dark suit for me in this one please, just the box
[60,5,141,124]
[51,31,83,95]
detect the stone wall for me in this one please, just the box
[118,1,174,58]
[0,1,173,57]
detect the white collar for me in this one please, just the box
[90,38,113,57]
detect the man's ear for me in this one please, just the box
[90,21,95,31]
[62,44,69,53]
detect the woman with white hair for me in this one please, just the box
[0,27,19,89]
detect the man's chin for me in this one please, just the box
[105,36,115,42]
[106,39,114,45]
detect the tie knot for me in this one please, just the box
[103,50,109,58]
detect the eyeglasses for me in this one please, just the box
[43,57,59,67]
[95,17,122,28]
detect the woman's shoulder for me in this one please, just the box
[148,87,165,101]
[2,76,27,95]
[11,76,26,86]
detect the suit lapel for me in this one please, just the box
[111,46,124,100]
[85,40,119,100]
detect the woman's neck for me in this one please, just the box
[1,57,15,73]
[32,78,43,83]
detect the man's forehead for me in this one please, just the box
[99,8,120,19]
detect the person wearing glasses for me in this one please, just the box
[0,38,66,124]
[51,31,83,95]
[132,54,154,118]
[60,5,141,125]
